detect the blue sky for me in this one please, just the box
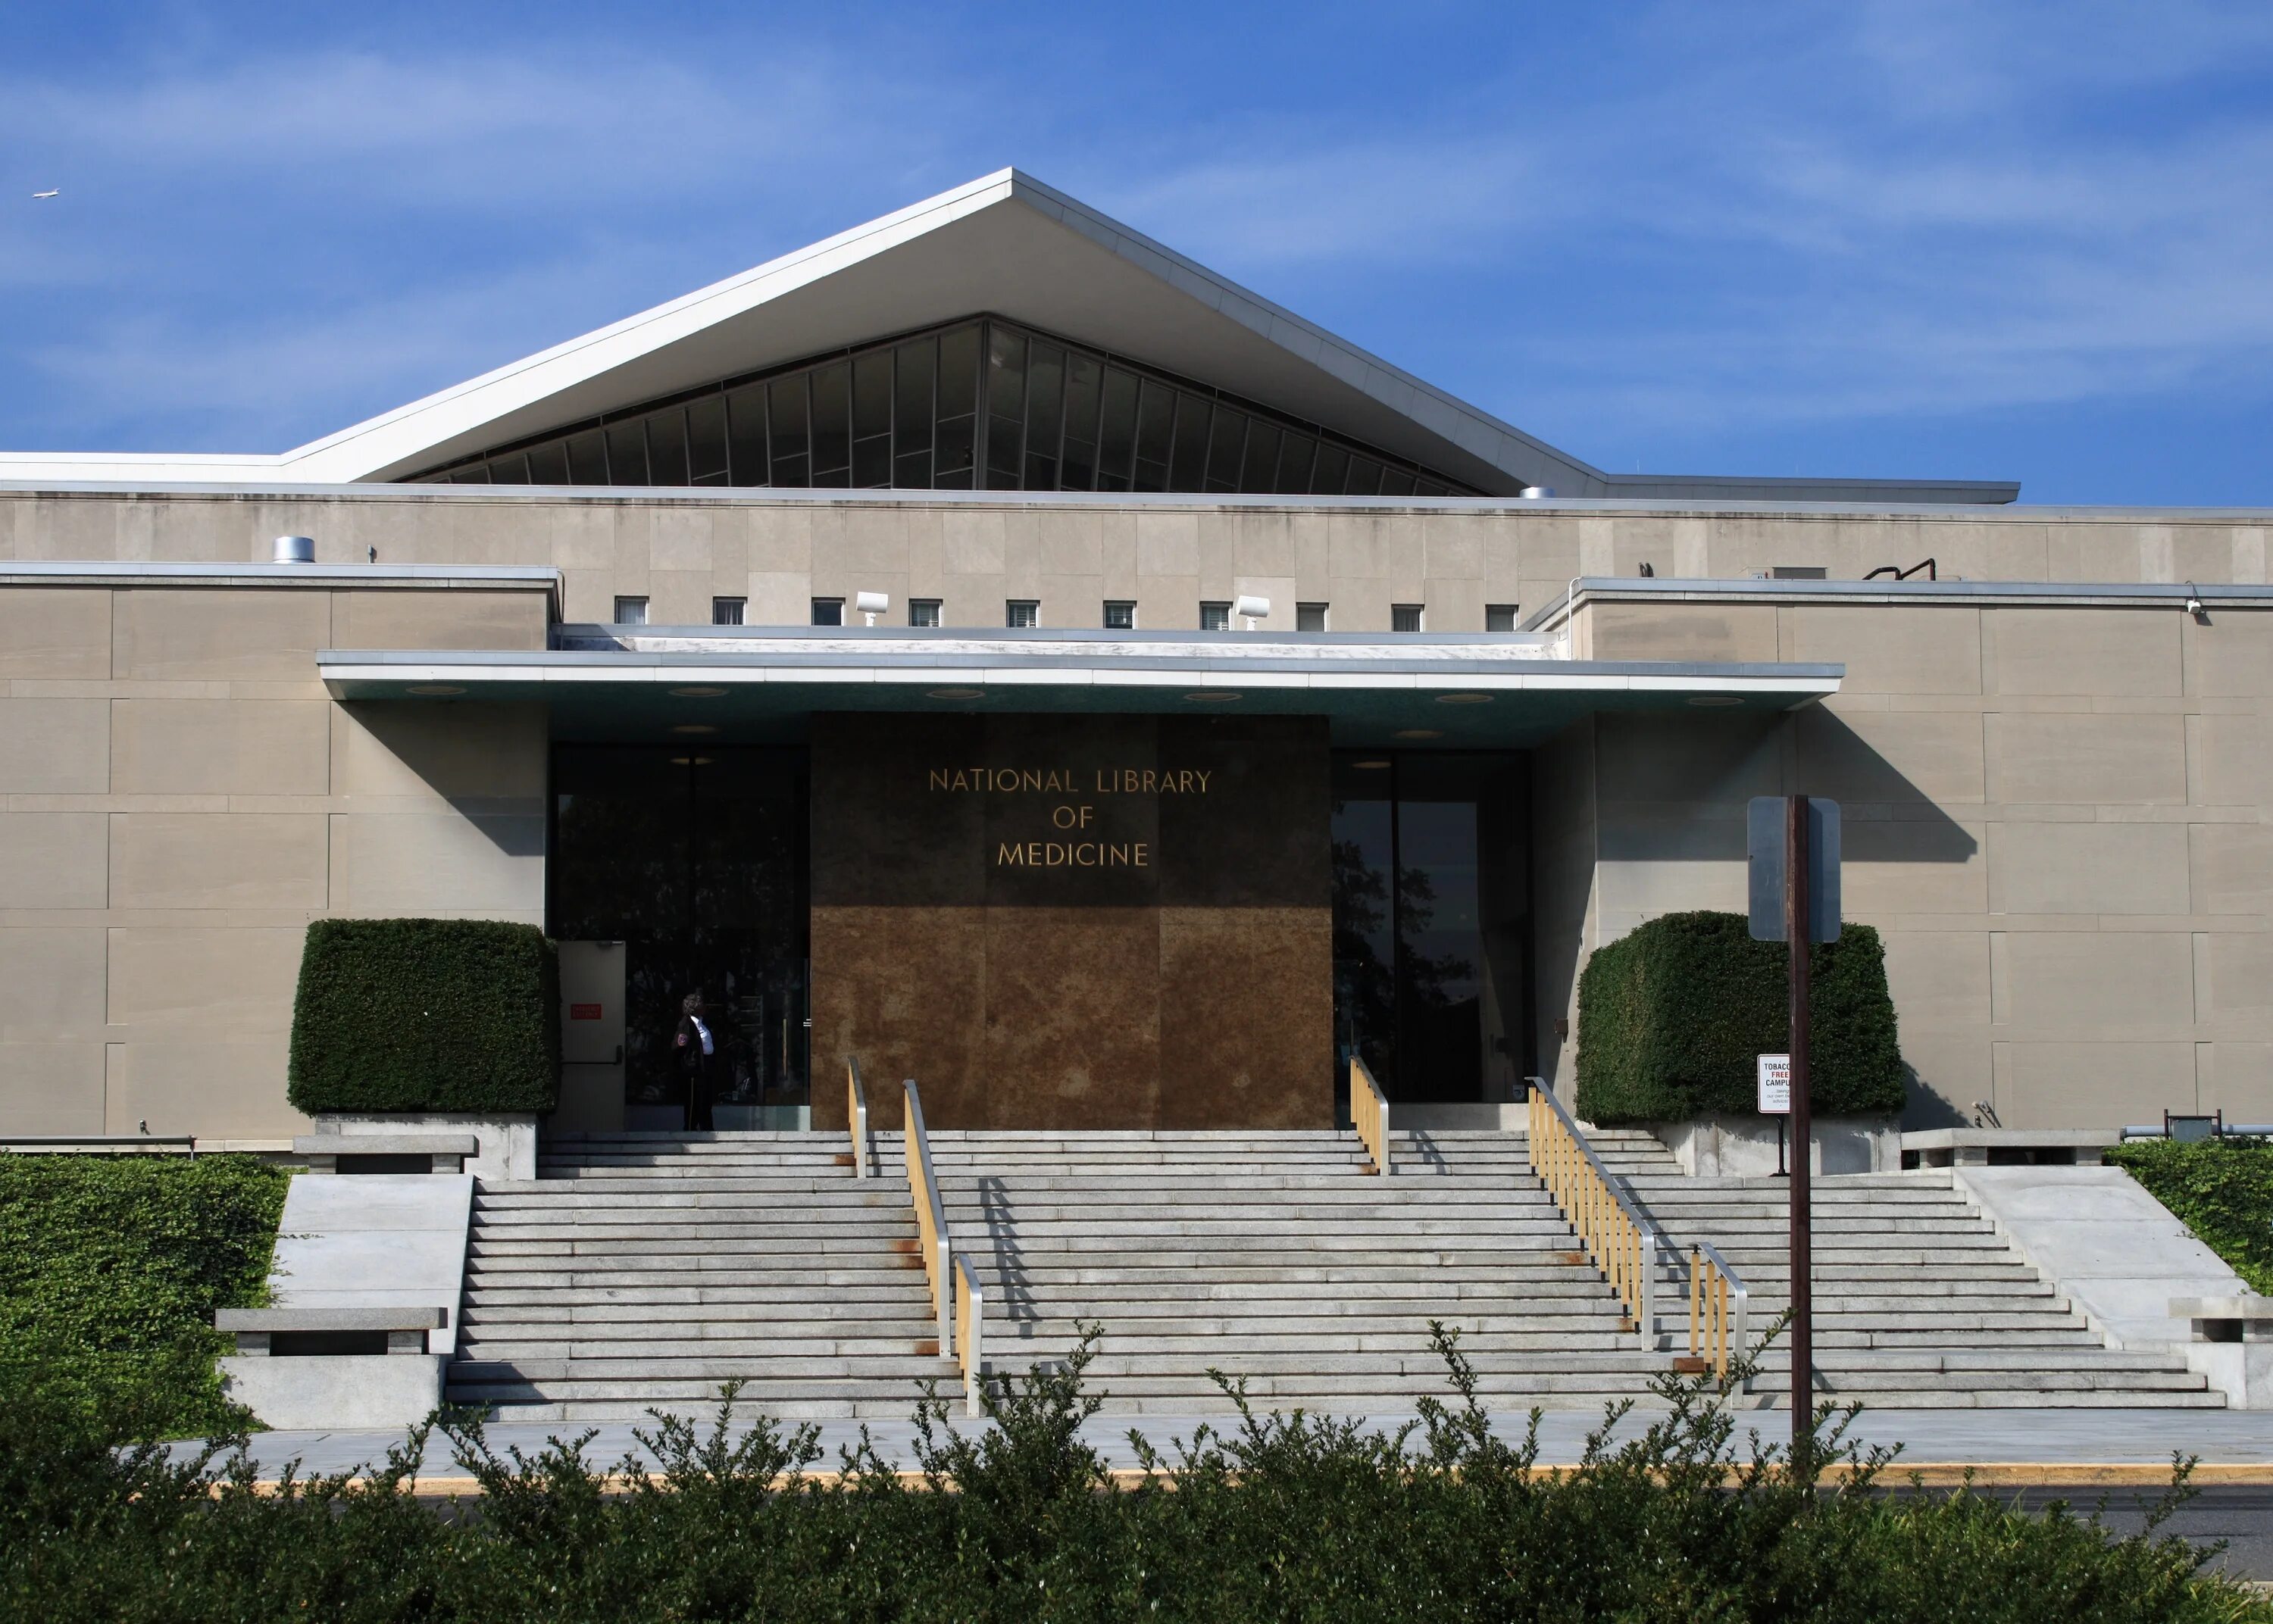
[4,1,2270,504]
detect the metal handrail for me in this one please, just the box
[1350,1056,1393,1176]
[846,1059,873,1178]
[952,1252,984,1416]
[1524,1077,1665,1344]
[1687,1241,1750,1388]
[900,1079,955,1359]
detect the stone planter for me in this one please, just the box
[311,1113,539,1182]
[1647,1112,1901,1176]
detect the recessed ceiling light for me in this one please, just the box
[669,686,727,698]
[1686,695,1743,707]
[1184,691,1241,703]
[671,723,718,735]
[927,687,984,700]
[1434,692,1493,705]
[407,684,464,695]
[1353,759,1392,770]
[1393,728,1443,740]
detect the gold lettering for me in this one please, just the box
[930,768,948,791]
[1133,842,1150,867]
[1051,804,1077,830]
[1074,842,1099,866]
[998,842,1023,865]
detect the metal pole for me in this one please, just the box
[1786,794,1813,1460]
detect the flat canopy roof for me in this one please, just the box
[320,626,1840,748]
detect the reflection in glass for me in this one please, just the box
[552,747,810,1112]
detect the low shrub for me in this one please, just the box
[1,1325,2259,1622]
[0,1154,290,1435]
[2106,1138,2273,1294]
[288,918,559,1114]
[1577,910,1906,1125]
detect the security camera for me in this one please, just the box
[1233,594,1271,629]
[855,589,890,626]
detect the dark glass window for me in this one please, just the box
[647,409,690,487]
[687,398,729,484]
[550,745,811,1115]
[528,442,571,485]
[1024,341,1065,490]
[726,386,768,486]
[1095,367,1139,491]
[811,598,843,626]
[408,314,1474,497]
[567,429,609,485]
[985,326,1027,490]
[769,375,809,487]
[808,363,851,487]
[712,597,746,626]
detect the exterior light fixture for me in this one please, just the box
[1233,593,1271,629]
[1686,695,1743,707]
[406,684,464,695]
[927,687,984,701]
[1393,728,1443,741]
[1353,758,1392,770]
[669,686,727,698]
[1434,692,1493,705]
[669,756,714,767]
[1183,692,1242,703]
[855,590,891,626]
[1518,486,1555,500]
[671,723,718,735]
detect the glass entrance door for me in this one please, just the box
[1331,752,1531,1107]
[550,746,811,1126]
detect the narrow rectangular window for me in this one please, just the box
[811,598,844,627]
[908,598,942,628]
[1199,601,1231,632]
[613,596,648,626]
[1296,602,1328,632]
[1005,599,1039,629]
[1486,604,1520,633]
[712,597,746,626]
[1392,604,1424,633]
[687,397,729,484]
[1103,601,1135,630]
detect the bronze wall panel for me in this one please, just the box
[811,711,1330,1130]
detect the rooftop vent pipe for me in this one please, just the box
[272,536,315,564]
[1519,486,1555,500]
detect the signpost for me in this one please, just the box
[1748,795,1840,1460]
[1757,1053,1790,1175]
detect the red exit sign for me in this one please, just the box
[570,1003,602,1021]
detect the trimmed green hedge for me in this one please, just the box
[2106,1138,2273,1295]
[0,1155,290,1435]
[288,919,558,1114]
[1577,910,1906,1126]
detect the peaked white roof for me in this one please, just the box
[0,170,2015,502]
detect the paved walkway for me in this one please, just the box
[177,1407,2273,1483]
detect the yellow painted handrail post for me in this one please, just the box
[846,1058,871,1178]
[953,1252,983,1416]
[1350,1057,1393,1176]
[902,1079,952,1353]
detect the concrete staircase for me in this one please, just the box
[447,1132,952,1419]
[928,1128,1659,1414]
[445,1124,2218,1421]
[1514,1126,2220,1410]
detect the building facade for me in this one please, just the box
[2,172,2266,1141]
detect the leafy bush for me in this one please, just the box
[0,1155,290,1435]
[2,1325,2261,1622]
[2106,1138,2273,1295]
[1577,910,1906,1125]
[289,918,559,1114]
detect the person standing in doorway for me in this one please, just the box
[676,992,716,1132]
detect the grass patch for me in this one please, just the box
[0,1154,290,1435]
[2107,1138,2273,1295]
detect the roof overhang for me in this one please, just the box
[0,170,2016,504]
[318,627,1840,748]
